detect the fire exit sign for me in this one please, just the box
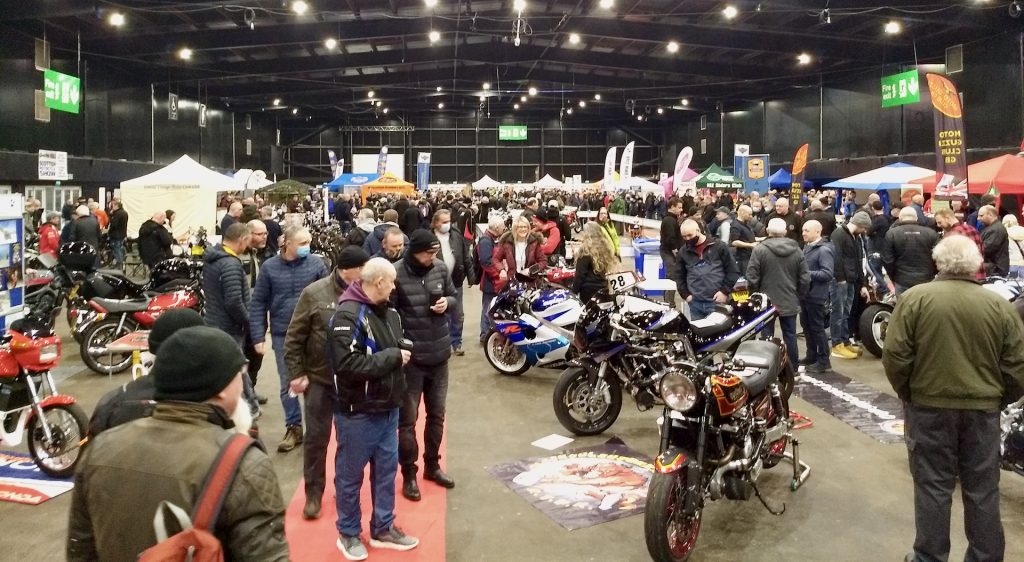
[881,69,920,108]
[498,125,528,141]
[43,69,81,114]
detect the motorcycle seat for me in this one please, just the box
[689,311,733,338]
[93,297,151,313]
[730,339,782,396]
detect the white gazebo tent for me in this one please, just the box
[619,176,663,194]
[471,175,503,189]
[511,180,536,192]
[534,174,563,189]
[121,154,241,238]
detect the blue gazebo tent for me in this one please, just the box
[767,168,813,190]
[326,173,380,192]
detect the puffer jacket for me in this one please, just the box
[363,222,408,256]
[745,236,810,316]
[394,254,457,366]
[881,222,938,288]
[802,238,835,304]
[203,244,250,337]
[137,219,173,266]
[249,253,328,343]
[67,402,289,562]
[830,224,864,284]
[284,272,348,386]
[329,281,407,413]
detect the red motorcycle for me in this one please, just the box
[0,314,88,477]
[79,284,202,375]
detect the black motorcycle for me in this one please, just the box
[644,351,810,562]
[1002,394,1024,477]
[552,271,792,436]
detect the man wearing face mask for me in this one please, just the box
[394,230,458,501]
[673,218,739,321]
[249,225,328,454]
[377,227,407,263]
[432,210,476,356]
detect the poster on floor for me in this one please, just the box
[794,370,905,444]
[487,439,653,530]
[0,451,74,505]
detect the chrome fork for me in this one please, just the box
[25,374,53,443]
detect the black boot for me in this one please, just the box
[424,467,455,489]
[401,467,421,501]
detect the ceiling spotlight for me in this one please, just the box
[375,100,382,106]
[325,38,337,49]
[292,1,309,16]
[637,114,643,121]
[483,82,491,90]
[292,108,298,114]
[436,86,442,92]
[797,53,812,65]
[818,8,830,24]
[514,103,520,109]
[424,0,439,7]
[383,108,389,114]
[599,0,614,8]
[594,93,601,100]
[723,5,738,19]
[666,41,680,53]
[480,95,486,101]
[514,0,527,11]
[272,98,281,106]
[437,102,444,109]
[108,12,125,27]
[520,95,528,102]
[178,47,193,60]
[569,33,581,45]
[578,100,586,108]
[428,30,441,43]
[528,86,538,96]
[657,107,664,114]
[681,98,689,106]
[884,21,902,35]
[368,90,375,98]
[566,107,574,115]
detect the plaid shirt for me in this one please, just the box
[945,222,986,279]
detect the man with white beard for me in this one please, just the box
[68,326,288,561]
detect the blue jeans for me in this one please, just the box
[867,256,890,296]
[447,285,464,348]
[762,314,799,368]
[271,335,302,427]
[830,281,855,346]
[799,300,830,367]
[687,299,717,321]
[334,408,399,537]
[480,291,497,342]
[110,238,125,265]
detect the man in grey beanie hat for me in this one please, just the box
[830,211,872,359]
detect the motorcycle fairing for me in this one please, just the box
[654,447,690,474]
[493,319,570,364]
[696,307,777,354]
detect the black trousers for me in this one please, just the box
[399,362,449,474]
[244,334,264,388]
[904,403,1004,562]
[303,380,336,499]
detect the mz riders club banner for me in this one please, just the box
[789,143,810,212]
[926,73,968,201]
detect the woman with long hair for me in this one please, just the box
[573,222,620,302]
[493,215,547,290]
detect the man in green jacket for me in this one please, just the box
[883,235,1024,562]
[285,245,369,520]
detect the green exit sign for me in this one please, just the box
[881,69,920,108]
[43,69,81,114]
[499,125,528,141]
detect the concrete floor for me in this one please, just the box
[2,284,1023,561]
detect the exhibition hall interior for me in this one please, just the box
[1,1,1024,561]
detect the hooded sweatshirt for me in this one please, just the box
[362,221,409,256]
[745,236,810,316]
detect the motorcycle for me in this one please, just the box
[0,312,89,477]
[1002,393,1024,477]
[553,270,792,436]
[79,277,203,375]
[483,265,583,376]
[644,353,810,562]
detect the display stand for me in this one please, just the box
[0,195,26,330]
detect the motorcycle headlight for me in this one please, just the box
[39,344,59,363]
[660,372,698,412]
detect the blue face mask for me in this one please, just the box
[296,246,311,259]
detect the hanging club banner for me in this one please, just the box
[790,143,809,212]
[619,142,635,182]
[735,154,770,194]
[376,145,389,175]
[603,147,617,190]
[926,73,968,201]
[672,146,693,196]
[416,152,431,192]
[328,150,340,179]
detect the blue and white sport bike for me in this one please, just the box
[484,268,583,376]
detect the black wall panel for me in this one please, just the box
[959,33,1023,150]
[765,89,820,163]
[822,74,901,159]
[722,103,765,162]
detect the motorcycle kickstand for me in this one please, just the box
[782,436,812,491]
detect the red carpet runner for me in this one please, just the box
[285,407,446,561]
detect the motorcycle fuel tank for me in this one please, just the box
[530,288,581,327]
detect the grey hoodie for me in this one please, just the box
[745,237,810,316]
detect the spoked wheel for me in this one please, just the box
[552,367,622,435]
[484,330,530,376]
[28,403,89,478]
[858,303,891,358]
[81,318,137,375]
[645,471,703,562]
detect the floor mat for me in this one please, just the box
[0,450,74,505]
[486,438,653,531]
[285,406,446,561]
[795,369,905,444]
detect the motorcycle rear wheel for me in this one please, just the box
[81,317,138,375]
[552,367,622,435]
[28,403,89,478]
[645,471,703,562]
[484,330,530,376]
[858,303,891,358]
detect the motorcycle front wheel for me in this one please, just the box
[858,303,891,358]
[28,403,89,478]
[552,367,622,435]
[81,317,138,375]
[645,471,703,562]
[484,330,530,376]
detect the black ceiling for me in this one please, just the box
[3,0,1022,123]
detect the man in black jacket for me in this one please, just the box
[329,256,419,558]
[882,207,939,295]
[394,230,458,501]
[107,199,128,267]
[137,211,174,267]
[979,205,1009,277]
[830,211,871,359]
[673,218,739,320]
[803,198,837,239]
[432,210,476,356]
[70,206,101,252]
[660,197,684,281]
[765,197,804,246]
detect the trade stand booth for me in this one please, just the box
[359,173,416,203]
[694,164,744,190]
[909,153,1024,219]
[471,175,504,190]
[767,168,814,191]
[534,174,564,189]
[258,179,314,205]
[326,173,379,195]
[658,168,698,197]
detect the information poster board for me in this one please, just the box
[0,195,25,322]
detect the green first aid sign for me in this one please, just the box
[881,69,920,108]
[43,69,81,114]
[499,125,528,141]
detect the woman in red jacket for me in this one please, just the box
[532,208,562,260]
[493,215,546,290]
[38,211,61,259]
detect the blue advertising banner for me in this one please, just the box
[734,154,770,194]
[416,153,431,192]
